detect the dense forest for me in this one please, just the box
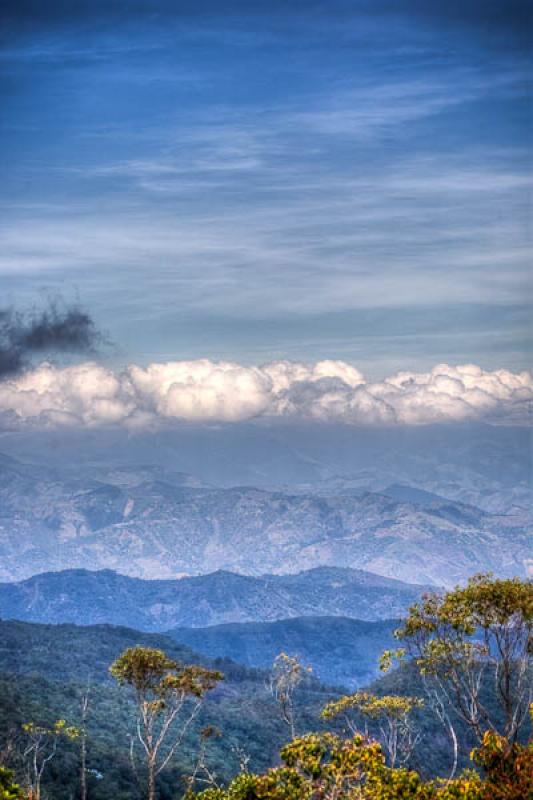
[0,575,531,800]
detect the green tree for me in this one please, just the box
[192,732,486,800]
[21,720,78,800]
[110,646,223,800]
[322,691,423,767]
[0,767,24,800]
[269,653,310,740]
[472,728,533,800]
[78,686,91,800]
[385,574,533,778]
[184,725,223,796]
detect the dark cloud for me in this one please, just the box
[0,300,103,378]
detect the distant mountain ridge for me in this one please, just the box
[0,450,530,585]
[0,566,425,630]
[2,422,530,514]
[382,484,451,507]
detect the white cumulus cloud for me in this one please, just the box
[0,359,530,428]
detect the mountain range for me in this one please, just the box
[0,447,530,585]
[0,566,423,630]
[2,421,530,512]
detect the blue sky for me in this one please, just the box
[1,0,531,378]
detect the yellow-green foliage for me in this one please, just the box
[396,573,532,652]
[22,719,79,741]
[322,692,423,722]
[390,574,532,744]
[191,729,533,800]
[0,767,24,800]
[322,692,424,769]
[110,646,224,800]
[110,647,223,698]
[471,729,533,800]
[191,732,491,799]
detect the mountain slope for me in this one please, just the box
[169,616,399,688]
[0,566,424,630]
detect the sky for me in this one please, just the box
[0,1,531,430]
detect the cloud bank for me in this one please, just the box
[0,359,530,429]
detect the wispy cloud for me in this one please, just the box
[290,70,516,138]
[1,144,529,319]
[1,0,530,372]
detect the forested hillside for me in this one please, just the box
[0,621,333,800]
[168,616,398,688]
[0,576,530,800]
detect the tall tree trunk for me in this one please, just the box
[33,748,40,800]
[148,759,156,800]
[80,730,87,800]
[447,719,458,781]
[80,691,89,800]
